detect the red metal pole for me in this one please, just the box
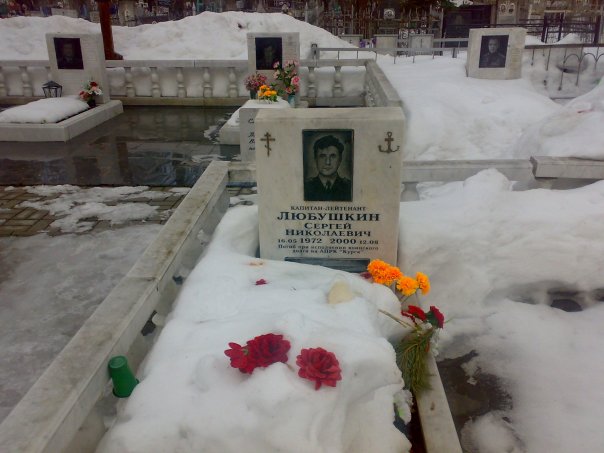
[96,0,123,60]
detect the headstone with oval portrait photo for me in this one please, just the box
[466,27,526,80]
[46,33,110,103]
[247,32,300,79]
[254,107,405,271]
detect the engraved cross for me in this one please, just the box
[260,132,275,156]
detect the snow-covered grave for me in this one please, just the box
[0,97,123,141]
[0,160,460,453]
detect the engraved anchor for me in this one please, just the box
[378,131,400,153]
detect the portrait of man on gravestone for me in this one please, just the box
[479,35,508,69]
[255,37,283,70]
[54,37,84,70]
[303,130,353,202]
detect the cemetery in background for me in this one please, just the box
[1,0,603,43]
[2,6,604,453]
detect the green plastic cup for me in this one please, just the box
[108,356,139,398]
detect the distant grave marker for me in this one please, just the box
[409,34,434,55]
[255,107,405,271]
[46,33,110,103]
[374,34,398,56]
[466,28,526,80]
[247,32,300,79]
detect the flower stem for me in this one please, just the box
[378,309,415,329]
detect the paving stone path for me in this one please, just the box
[0,186,185,237]
[0,185,254,237]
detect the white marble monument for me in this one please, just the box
[255,107,405,270]
[247,32,300,79]
[46,33,110,103]
[466,28,526,80]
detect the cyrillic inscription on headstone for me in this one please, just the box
[255,107,405,269]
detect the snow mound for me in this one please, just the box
[0,12,352,60]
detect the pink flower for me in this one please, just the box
[292,75,300,85]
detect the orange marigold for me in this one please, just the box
[367,259,402,286]
[397,276,419,296]
[416,272,430,295]
[383,266,403,286]
[367,259,389,278]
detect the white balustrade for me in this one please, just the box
[0,68,6,97]
[124,67,135,97]
[150,67,161,98]
[227,67,238,97]
[176,67,186,98]
[19,66,33,97]
[202,67,212,98]
[307,66,316,98]
[0,59,373,106]
[332,65,343,97]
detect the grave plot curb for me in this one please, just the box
[0,161,229,453]
[0,161,462,453]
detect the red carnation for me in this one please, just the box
[247,333,290,368]
[224,342,257,374]
[90,81,98,87]
[255,279,267,285]
[402,305,427,322]
[296,347,342,390]
[427,306,445,328]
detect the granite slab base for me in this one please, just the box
[0,100,123,142]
